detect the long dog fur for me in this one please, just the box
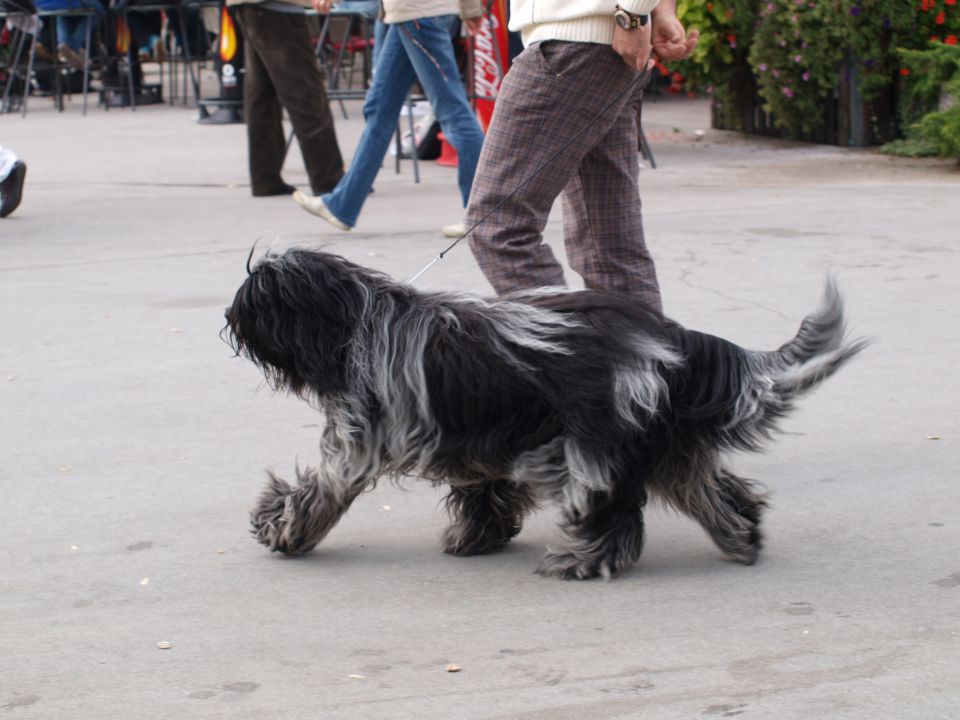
[223,249,865,579]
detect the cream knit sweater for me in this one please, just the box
[381,0,484,24]
[510,0,661,47]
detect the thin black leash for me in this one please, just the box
[407,68,646,284]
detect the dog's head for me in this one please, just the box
[223,249,369,398]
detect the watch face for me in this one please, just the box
[615,11,630,29]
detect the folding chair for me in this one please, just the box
[172,0,218,105]
[1,0,38,112]
[3,0,96,115]
[312,2,376,118]
[106,0,180,109]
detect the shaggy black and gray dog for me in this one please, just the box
[224,248,865,580]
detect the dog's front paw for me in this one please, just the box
[710,520,763,565]
[536,550,610,580]
[249,473,319,555]
[709,523,763,566]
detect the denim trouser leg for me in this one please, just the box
[323,24,416,227]
[55,0,103,51]
[323,15,485,227]
[395,15,484,207]
[59,18,91,51]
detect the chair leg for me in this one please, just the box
[165,20,175,106]
[82,16,92,115]
[394,124,401,174]
[50,21,65,112]
[124,11,137,110]
[639,125,657,169]
[2,27,28,112]
[332,20,350,90]
[22,31,38,118]
[406,96,419,184]
[177,7,201,106]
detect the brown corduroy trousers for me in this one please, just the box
[466,41,661,312]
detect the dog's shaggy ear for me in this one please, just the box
[223,250,365,398]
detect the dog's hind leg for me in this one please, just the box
[665,467,767,565]
[443,481,537,556]
[250,465,366,555]
[537,481,647,580]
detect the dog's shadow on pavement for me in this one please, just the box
[253,530,758,586]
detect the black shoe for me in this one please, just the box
[252,182,297,197]
[0,161,26,219]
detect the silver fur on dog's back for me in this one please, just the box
[225,250,865,580]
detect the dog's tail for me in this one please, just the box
[764,277,868,399]
[714,278,867,451]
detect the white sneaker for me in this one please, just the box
[293,190,352,231]
[441,221,466,238]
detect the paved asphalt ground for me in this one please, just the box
[1,85,958,719]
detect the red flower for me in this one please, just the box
[900,67,911,76]
[936,10,946,23]
[946,0,957,6]
[947,35,959,45]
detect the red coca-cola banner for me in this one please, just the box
[472,0,509,131]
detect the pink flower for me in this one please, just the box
[794,54,803,63]
[802,71,811,81]
[782,87,795,98]
[759,63,768,72]
[772,69,781,78]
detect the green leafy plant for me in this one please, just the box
[894,43,960,156]
[672,1,759,130]
[673,1,743,90]
[748,0,846,138]
[839,1,921,102]
[675,0,960,145]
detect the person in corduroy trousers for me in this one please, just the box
[465,0,697,313]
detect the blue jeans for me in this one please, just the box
[323,15,485,228]
[36,0,105,51]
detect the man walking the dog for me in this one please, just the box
[465,0,697,313]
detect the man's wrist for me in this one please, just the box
[615,5,650,30]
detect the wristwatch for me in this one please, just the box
[614,5,649,30]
